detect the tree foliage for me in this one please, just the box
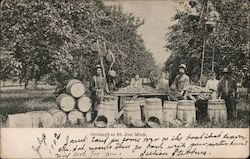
[1,0,155,88]
[164,0,249,84]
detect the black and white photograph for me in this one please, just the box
[0,0,249,158]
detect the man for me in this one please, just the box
[186,0,199,20]
[156,72,170,94]
[195,72,219,122]
[89,64,108,121]
[217,68,237,121]
[205,4,220,32]
[186,0,200,33]
[130,74,143,88]
[206,72,219,99]
[170,64,191,100]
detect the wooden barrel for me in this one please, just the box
[68,110,84,125]
[207,99,227,126]
[144,98,163,124]
[78,96,92,112]
[66,79,85,98]
[163,101,178,124]
[7,113,32,128]
[56,93,75,112]
[177,100,196,124]
[27,111,54,128]
[97,98,118,124]
[48,108,67,127]
[123,101,141,125]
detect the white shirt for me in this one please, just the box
[206,79,219,91]
[130,78,143,88]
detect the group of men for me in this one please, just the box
[89,63,237,122]
[161,64,237,121]
[186,0,220,33]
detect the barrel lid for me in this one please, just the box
[145,98,161,103]
[79,96,91,104]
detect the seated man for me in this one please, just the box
[130,74,143,88]
[156,72,170,94]
[170,64,191,101]
[185,0,200,33]
[205,4,220,32]
[186,0,200,20]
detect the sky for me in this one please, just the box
[104,0,183,65]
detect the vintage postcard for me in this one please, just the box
[0,0,249,158]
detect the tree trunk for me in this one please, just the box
[34,79,38,89]
[24,79,29,89]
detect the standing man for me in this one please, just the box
[217,68,237,121]
[170,64,192,100]
[89,64,108,121]
[195,72,219,122]
[206,72,219,99]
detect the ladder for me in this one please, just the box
[199,0,216,86]
[200,36,215,86]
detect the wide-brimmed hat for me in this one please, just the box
[179,64,187,70]
[208,4,215,10]
[95,64,102,69]
[189,0,197,5]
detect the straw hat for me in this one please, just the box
[189,0,197,5]
[179,64,187,70]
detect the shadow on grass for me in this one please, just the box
[41,96,56,103]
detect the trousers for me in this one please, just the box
[222,93,236,121]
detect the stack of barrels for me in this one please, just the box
[53,79,91,126]
[7,79,91,128]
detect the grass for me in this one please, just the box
[0,84,57,127]
[0,82,249,128]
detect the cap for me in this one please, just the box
[179,64,187,70]
[95,64,102,69]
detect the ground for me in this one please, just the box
[0,81,249,128]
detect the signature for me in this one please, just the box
[32,133,47,158]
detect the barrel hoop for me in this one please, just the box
[124,107,141,111]
[177,106,195,111]
[124,101,140,105]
